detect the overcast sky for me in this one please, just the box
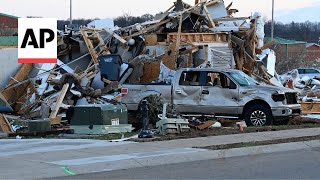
[0,0,319,22]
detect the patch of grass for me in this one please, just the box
[82,132,138,140]
[199,135,320,150]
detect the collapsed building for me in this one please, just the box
[0,0,280,135]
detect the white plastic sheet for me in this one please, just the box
[159,62,176,83]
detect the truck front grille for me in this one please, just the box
[285,93,298,104]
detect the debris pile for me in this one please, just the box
[0,0,283,135]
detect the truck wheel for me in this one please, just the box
[244,104,273,126]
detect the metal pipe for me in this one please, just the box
[271,0,274,40]
[162,103,167,119]
[70,0,72,25]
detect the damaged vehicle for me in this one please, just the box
[122,68,301,126]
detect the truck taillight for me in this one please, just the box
[121,88,128,97]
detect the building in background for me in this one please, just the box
[265,37,307,73]
[306,43,320,62]
[0,13,19,36]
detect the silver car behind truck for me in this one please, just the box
[122,68,301,126]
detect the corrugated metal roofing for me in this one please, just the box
[264,37,307,45]
[0,36,18,46]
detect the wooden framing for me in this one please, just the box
[0,114,13,133]
[167,33,229,44]
[301,102,320,114]
[104,28,127,44]
[126,19,171,39]
[80,27,110,64]
[49,83,69,119]
[203,5,215,28]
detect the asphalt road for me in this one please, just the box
[64,148,320,179]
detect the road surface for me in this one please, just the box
[64,148,320,179]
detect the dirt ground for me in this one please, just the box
[132,116,320,142]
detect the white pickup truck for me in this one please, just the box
[122,68,301,126]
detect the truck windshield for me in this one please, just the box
[227,71,259,86]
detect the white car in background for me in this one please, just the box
[280,68,320,81]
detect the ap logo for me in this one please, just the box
[18,18,57,63]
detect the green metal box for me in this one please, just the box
[70,104,132,134]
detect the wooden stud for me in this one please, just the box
[80,28,99,64]
[104,28,127,44]
[203,5,215,28]
[49,83,69,119]
[126,19,171,38]
[0,114,13,133]
[175,14,184,55]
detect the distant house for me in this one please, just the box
[264,37,307,63]
[0,13,19,36]
[87,19,114,29]
[306,43,320,62]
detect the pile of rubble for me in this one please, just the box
[281,69,320,102]
[0,0,279,135]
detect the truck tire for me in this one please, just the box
[244,104,273,126]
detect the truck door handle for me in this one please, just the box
[240,91,247,94]
[176,89,182,94]
[202,90,209,95]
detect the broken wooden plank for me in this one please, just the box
[205,0,220,7]
[49,83,69,118]
[50,116,62,125]
[7,64,33,87]
[226,2,233,10]
[104,28,127,44]
[301,102,320,114]
[126,19,171,38]
[80,28,99,64]
[203,5,215,28]
[168,33,229,44]
[196,120,215,130]
[141,61,161,83]
[144,34,159,46]
[175,14,183,58]
[163,43,177,70]
[0,114,13,133]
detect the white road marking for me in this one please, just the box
[0,139,135,157]
[49,148,208,166]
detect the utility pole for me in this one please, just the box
[271,0,274,40]
[70,0,72,25]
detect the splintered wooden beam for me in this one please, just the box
[7,64,34,87]
[49,83,69,119]
[203,5,215,28]
[205,0,220,7]
[126,19,171,38]
[175,14,183,54]
[0,114,13,133]
[80,28,99,64]
[104,28,127,44]
[226,2,233,10]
